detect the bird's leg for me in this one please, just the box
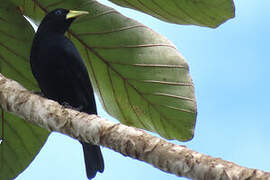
[61,102,83,112]
[32,91,45,97]
[61,102,73,109]
[75,105,84,112]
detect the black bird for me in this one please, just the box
[30,9,104,179]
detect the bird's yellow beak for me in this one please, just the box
[66,10,88,19]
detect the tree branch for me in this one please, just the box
[0,73,269,180]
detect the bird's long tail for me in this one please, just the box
[80,142,104,179]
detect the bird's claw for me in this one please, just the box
[61,102,83,112]
[32,91,45,97]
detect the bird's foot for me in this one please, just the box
[32,91,45,97]
[61,102,83,112]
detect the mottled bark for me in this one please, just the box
[0,73,269,180]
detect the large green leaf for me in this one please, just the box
[0,3,37,90]
[10,0,197,141]
[109,0,235,28]
[0,2,49,180]
[0,111,48,180]
[1,0,197,178]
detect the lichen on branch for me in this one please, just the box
[0,73,269,180]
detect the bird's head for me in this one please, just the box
[37,8,88,34]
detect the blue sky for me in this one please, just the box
[17,0,270,179]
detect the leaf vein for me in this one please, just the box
[107,67,129,124]
[135,0,168,20]
[139,80,194,86]
[0,52,37,88]
[4,120,32,157]
[77,25,146,36]
[0,30,25,43]
[172,0,203,24]
[85,48,109,113]
[124,80,147,128]
[90,43,176,49]
[3,140,24,168]
[1,155,16,177]
[108,62,186,69]
[73,10,119,24]
[159,104,196,114]
[151,0,190,24]
[144,92,195,102]
[0,41,28,62]
[44,0,66,9]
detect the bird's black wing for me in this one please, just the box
[58,37,96,114]
[32,35,104,179]
[33,35,96,114]
[60,37,105,178]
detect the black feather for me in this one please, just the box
[30,8,104,179]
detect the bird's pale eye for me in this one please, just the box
[55,10,62,15]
